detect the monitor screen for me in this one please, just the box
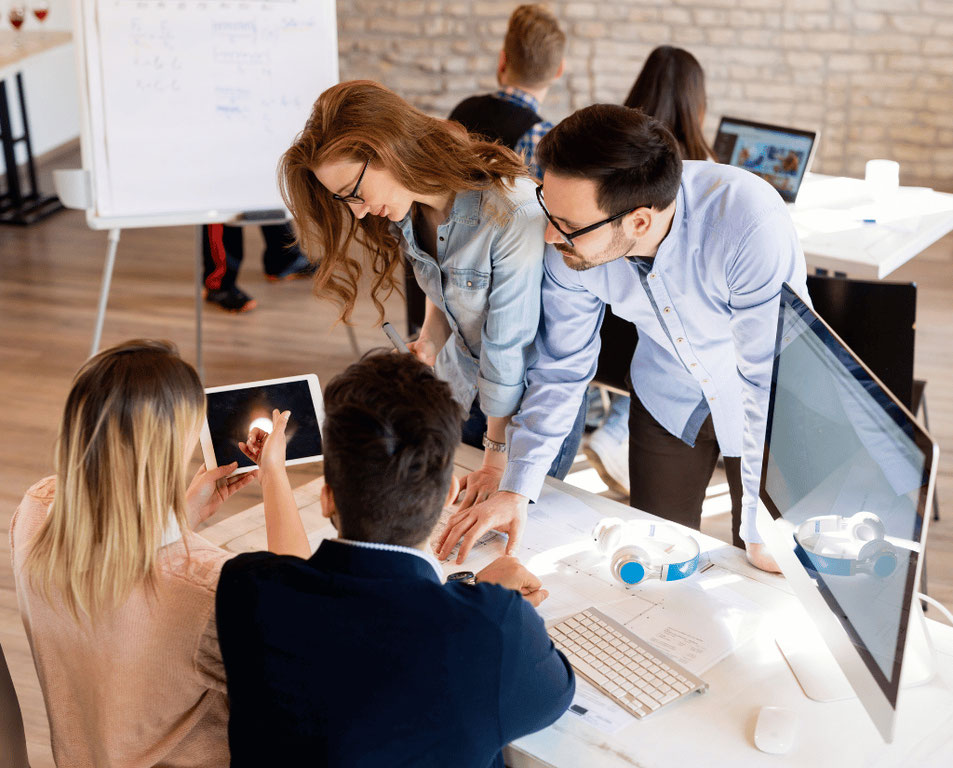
[206,379,322,470]
[713,118,816,202]
[759,284,936,741]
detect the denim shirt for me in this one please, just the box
[499,161,810,543]
[393,176,547,417]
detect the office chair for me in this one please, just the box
[805,274,937,524]
[1,640,30,768]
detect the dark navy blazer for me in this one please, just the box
[216,539,575,767]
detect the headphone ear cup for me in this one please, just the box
[849,512,885,542]
[611,544,652,585]
[857,539,898,578]
[593,518,625,555]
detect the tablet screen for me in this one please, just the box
[205,379,322,469]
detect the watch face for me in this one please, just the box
[447,571,475,584]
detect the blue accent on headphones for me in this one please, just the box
[619,561,646,584]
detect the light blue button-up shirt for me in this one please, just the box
[394,176,546,418]
[500,161,810,543]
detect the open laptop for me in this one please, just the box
[713,117,818,203]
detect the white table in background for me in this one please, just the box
[790,173,953,280]
[200,445,953,768]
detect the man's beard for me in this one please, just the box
[557,226,637,272]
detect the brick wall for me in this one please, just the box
[337,0,953,191]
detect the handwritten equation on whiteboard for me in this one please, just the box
[90,0,335,218]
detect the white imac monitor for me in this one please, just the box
[757,283,938,743]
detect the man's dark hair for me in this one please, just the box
[537,104,683,214]
[321,352,465,546]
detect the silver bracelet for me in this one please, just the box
[482,433,508,453]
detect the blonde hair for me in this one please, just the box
[504,4,566,88]
[26,340,205,622]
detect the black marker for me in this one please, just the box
[382,322,410,354]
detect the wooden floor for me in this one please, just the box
[2,152,952,765]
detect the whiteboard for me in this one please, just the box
[73,0,338,229]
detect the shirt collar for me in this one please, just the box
[495,85,541,115]
[643,183,686,270]
[334,538,444,582]
[395,190,483,246]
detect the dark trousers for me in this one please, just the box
[461,395,587,481]
[203,223,302,291]
[628,390,744,549]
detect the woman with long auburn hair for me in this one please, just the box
[280,80,584,509]
[11,339,308,766]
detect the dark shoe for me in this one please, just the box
[266,253,317,282]
[204,285,257,313]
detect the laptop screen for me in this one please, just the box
[713,117,816,202]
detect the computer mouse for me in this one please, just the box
[754,706,798,754]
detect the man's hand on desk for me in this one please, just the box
[745,541,781,573]
[435,491,528,564]
[476,555,549,607]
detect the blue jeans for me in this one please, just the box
[461,396,587,481]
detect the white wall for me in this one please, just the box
[2,0,79,174]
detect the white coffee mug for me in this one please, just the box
[865,159,900,202]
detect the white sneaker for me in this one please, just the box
[584,427,630,496]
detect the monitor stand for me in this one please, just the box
[775,599,936,703]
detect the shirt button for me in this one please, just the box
[466,281,472,287]
[702,378,709,383]
[676,337,684,343]
[690,363,697,368]
[709,396,716,402]
[663,306,671,313]
[649,273,657,279]
[439,236,445,241]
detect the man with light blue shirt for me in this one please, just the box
[436,104,809,572]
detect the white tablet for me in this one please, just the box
[200,374,324,476]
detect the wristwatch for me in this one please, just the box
[482,433,507,453]
[447,570,477,586]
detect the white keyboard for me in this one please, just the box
[549,607,708,719]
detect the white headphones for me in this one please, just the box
[593,518,700,586]
[793,512,898,579]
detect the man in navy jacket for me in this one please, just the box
[216,353,575,767]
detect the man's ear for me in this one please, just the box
[555,58,565,80]
[497,50,507,82]
[445,474,461,508]
[320,482,336,520]
[624,208,654,240]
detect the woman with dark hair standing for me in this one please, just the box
[624,45,714,161]
[587,46,715,496]
[280,80,584,514]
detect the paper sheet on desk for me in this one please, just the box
[603,571,760,676]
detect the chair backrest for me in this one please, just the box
[0,640,30,768]
[805,274,917,409]
[594,306,639,395]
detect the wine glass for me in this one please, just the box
[32,0,49,23]
[9,2,26,48]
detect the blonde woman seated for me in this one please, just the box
[11,340,308,767]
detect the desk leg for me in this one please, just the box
[90,228,121,358]
[0,73,63,225]
[195,226,204,381]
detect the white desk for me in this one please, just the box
[790,173,953,280]
[200,445,953,768]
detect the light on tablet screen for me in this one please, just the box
[249,417,274,435]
